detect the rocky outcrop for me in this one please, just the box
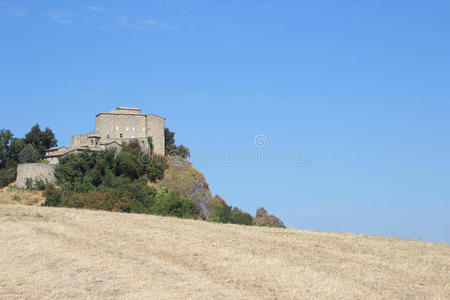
[152,156,223,216]
[154,157,286,226]
[254,207,285,228]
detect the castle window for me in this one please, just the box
[107,135,110,139]
[120,133,123,138]
[126,127,129,131]
[116,126,119,131]
[91,140,94,145]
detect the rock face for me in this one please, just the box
[254,207,285,228]
[153,156,223,216]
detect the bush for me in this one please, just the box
[43,184,62,207]
[63,189,120,211]
[128,138,141,150]
[151,188,195,218]
[177,145,190,159]
[112,197,131,213]
[114,144,144,180]
[144,154,167,182]
[25,178,33,190]
[34,179,46,191]
[164,128,191,158]
[210,204,254,226]
[229,210,254,226]
[209,204,232,223]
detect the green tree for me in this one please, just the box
[18,144,40,163]
[164,128,177,155]
[177,145,190,159]
[164,128,191,158]
[24,124,57,157]
[55,151,95,192]
[8,138,26,163]
[0,129,13,168]
[115,143,143,180]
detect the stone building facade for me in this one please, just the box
[45,107,165,163]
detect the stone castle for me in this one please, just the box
[45,107,165,164]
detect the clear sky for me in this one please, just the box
[1,1,449,243]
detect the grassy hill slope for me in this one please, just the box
[0,204,448,299]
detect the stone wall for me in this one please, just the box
[72,134,89,145]
[16,163,57,189]
[146,114,165,156]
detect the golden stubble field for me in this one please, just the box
[0,204,448,299]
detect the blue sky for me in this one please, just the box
[1,1,449,243]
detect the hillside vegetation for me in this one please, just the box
[0,204,448,299]
[0,184,45,206]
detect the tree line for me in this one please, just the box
[0,124,57,187]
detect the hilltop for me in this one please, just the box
[0,204,448,299]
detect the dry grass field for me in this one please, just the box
[0,204,448,299]
[0,184,45,206]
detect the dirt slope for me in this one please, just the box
[0,204,449,299]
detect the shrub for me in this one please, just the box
[63,189,120,211]
[144,154,167,182]
[151,188,195,218]
[210,204,254,226]
[128,138,141,150]
[164,128,191,158]
[112,197,131,213]
[229,210,254,226]
[43,184,62,207]
[34,179,46,191]
[177,145,190,159]
[115,144,144,180]
[209,204,232,223]
[25,178,33,190]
